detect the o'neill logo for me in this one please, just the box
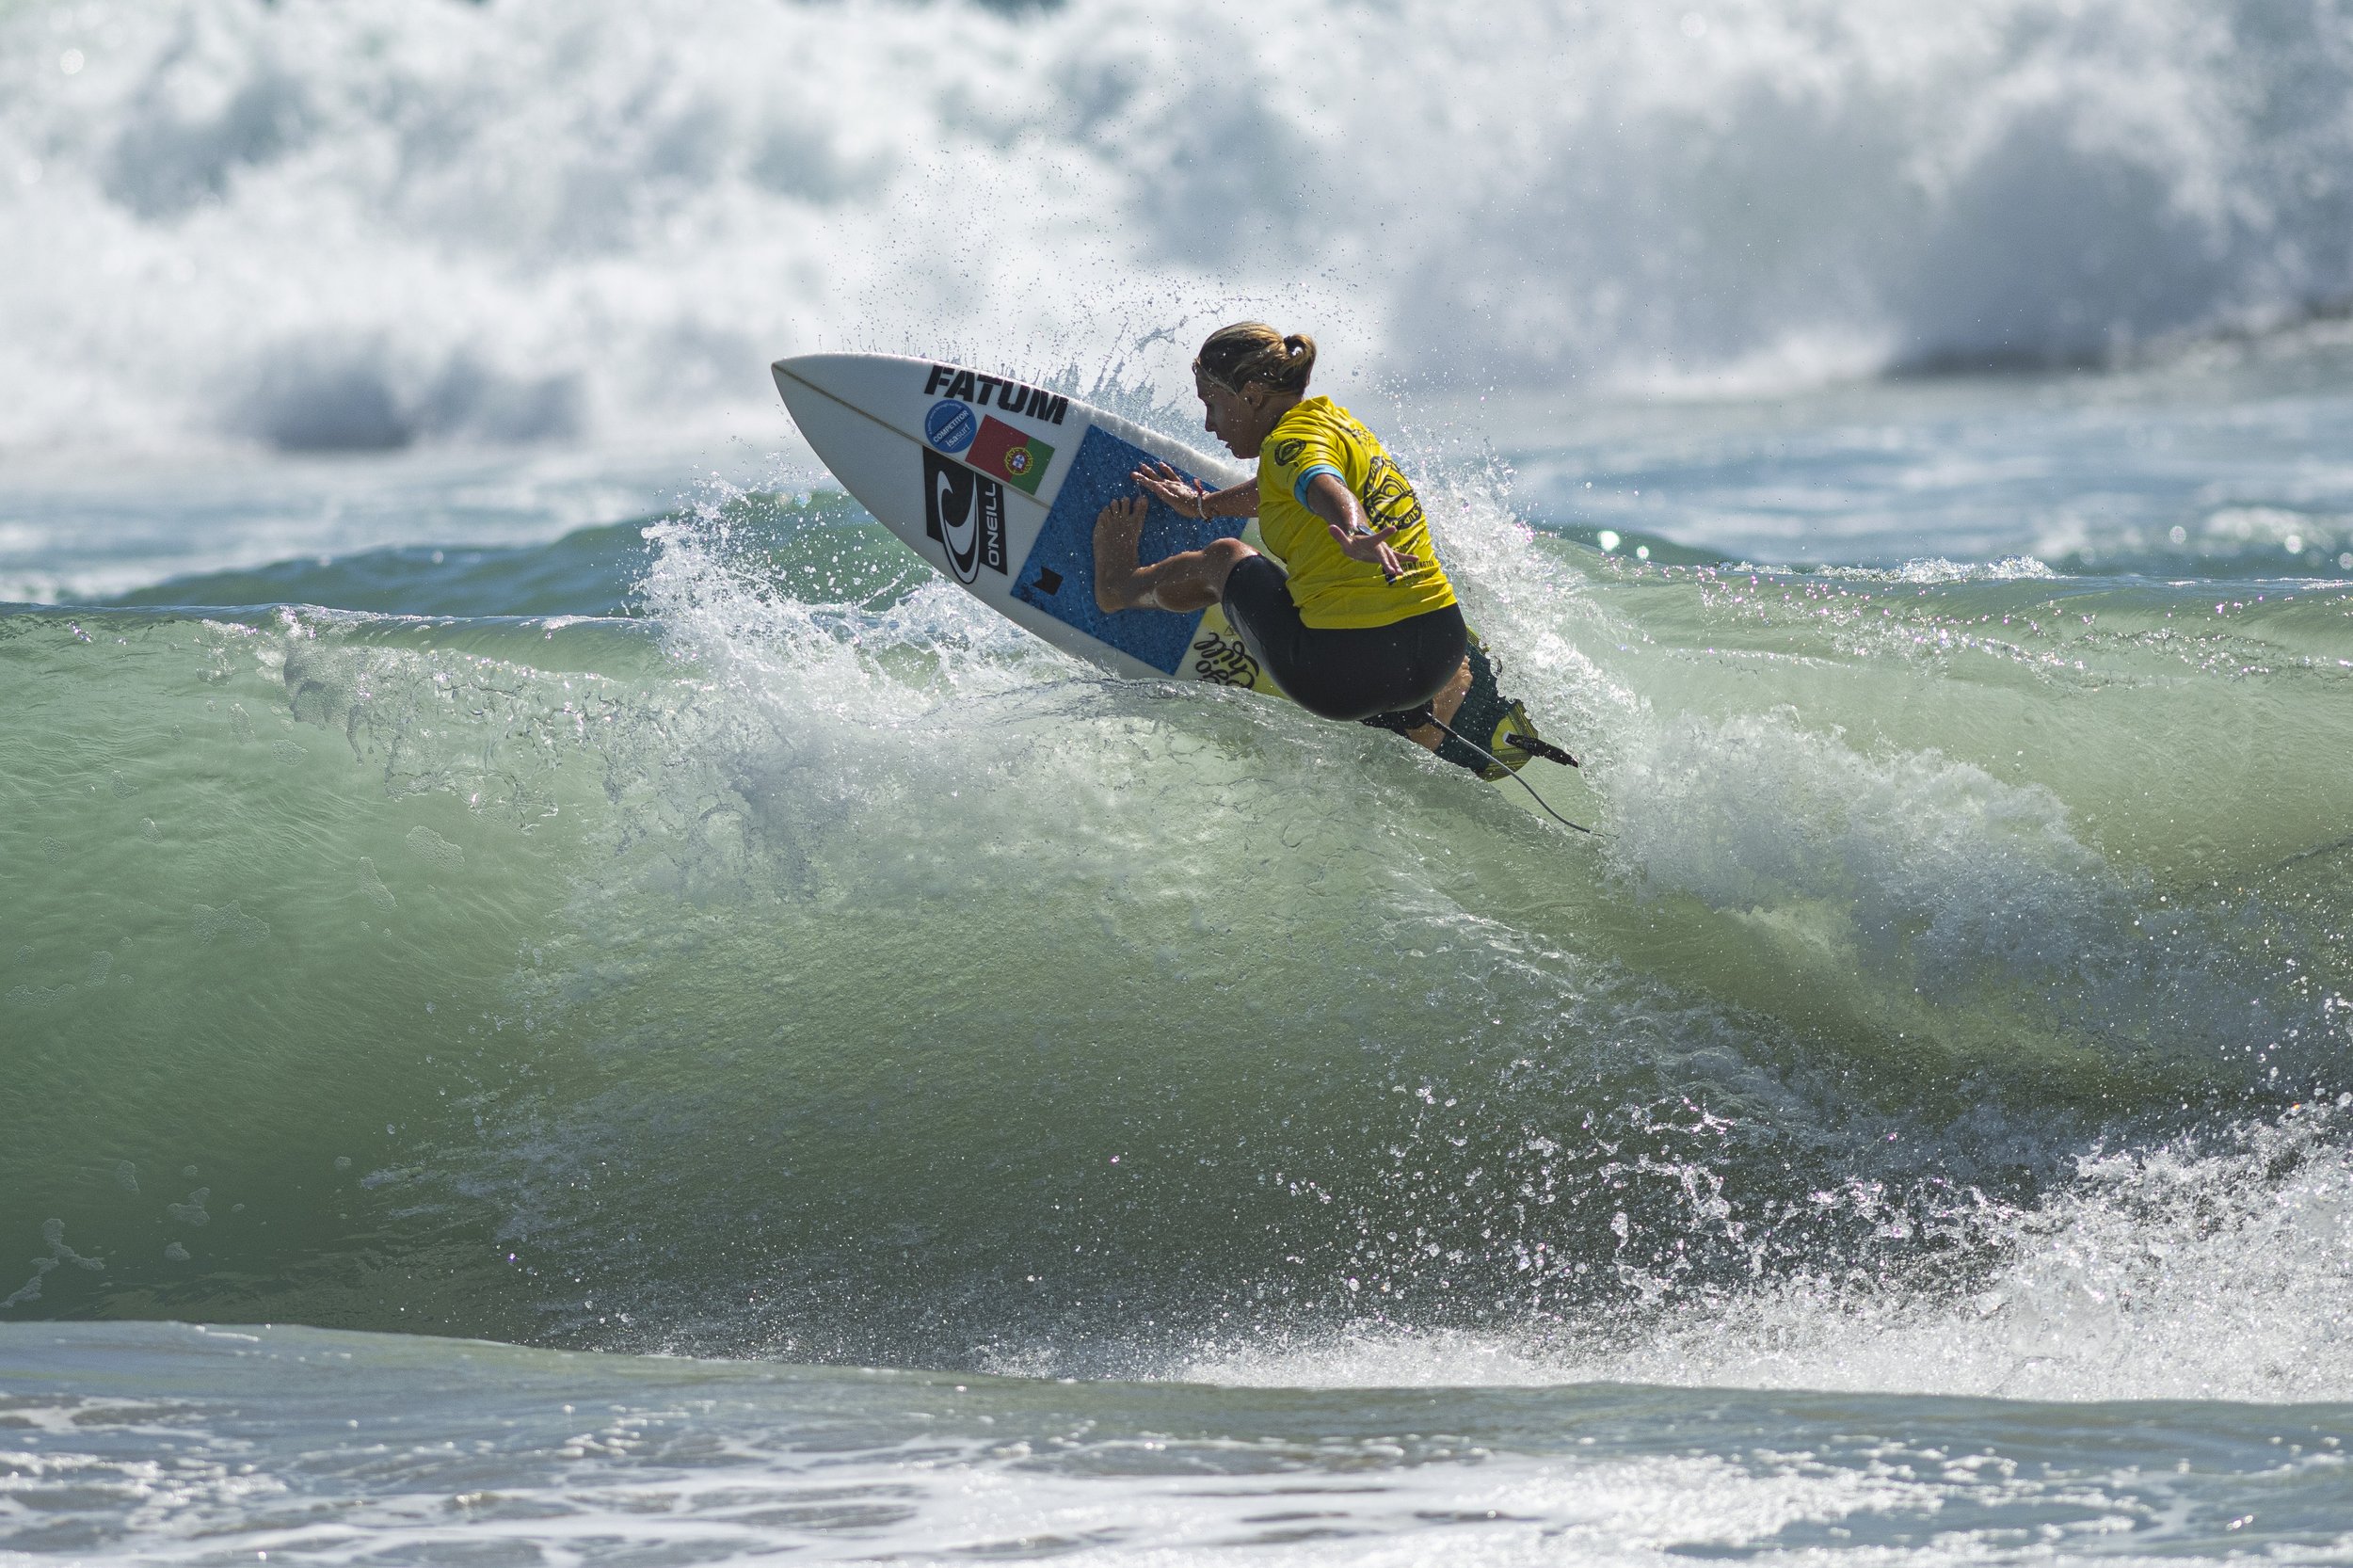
[922,448,1006,584]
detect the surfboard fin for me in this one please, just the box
[1504,732,1578,768]
[1431,636,1577,780]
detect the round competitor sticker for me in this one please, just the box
[925,399,978,454]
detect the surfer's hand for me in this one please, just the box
[1330,520,1421,580]
[1131,461,1209,519]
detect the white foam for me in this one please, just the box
[4,0,2349,456]
[1186,1103,2353,1406]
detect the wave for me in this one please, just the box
[93,519,658,618]
[87,492,880,618]
[60,491,2353,636]
[5,0,2352,454]
[5,480,2351,1395]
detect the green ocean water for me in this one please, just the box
[8,476,2353,1561]
[13,0,2353,1555]
[8,482,2353,1368]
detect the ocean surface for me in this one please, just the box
[9,0,2353,1562]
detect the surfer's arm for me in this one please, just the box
[1131,461,1257,521]
[1304,472,1420,577]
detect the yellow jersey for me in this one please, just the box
[1255,397,1457,629]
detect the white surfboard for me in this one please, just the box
[770,352,1582,793]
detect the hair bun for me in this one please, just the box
[1196,323,1318,394]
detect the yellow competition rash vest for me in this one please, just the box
[1254,397,1458,629]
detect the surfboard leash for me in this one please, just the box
[1504,731,1579,769]
[1412,712,1600,838]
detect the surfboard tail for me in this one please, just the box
[1440,634,1547,779]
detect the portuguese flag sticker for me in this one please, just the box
[965,416,1054,494]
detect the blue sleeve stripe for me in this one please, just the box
[1290,464,1346,508]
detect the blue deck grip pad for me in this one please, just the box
[1012,424,1232,675]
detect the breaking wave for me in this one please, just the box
[4,0,2352,454]
[6,480,2352,1400]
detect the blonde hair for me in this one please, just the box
[1194,322,1317,394]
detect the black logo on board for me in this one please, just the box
[922,364,1070,425]
[922,448,1007,584]
[1190,626,1262,688]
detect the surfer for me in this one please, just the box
[1092,323,1471,751]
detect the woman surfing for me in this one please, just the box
[1091,323,1472,753]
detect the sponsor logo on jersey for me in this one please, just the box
[1269,439,1305,469]
[1362,453,1425,533]
[922,448,1006,583]
[921,364,1069,425]
[964,416,1054,494]
[924,399,978,454]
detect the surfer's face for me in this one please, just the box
[1194,372,1279,459]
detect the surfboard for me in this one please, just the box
[770,352,1577,788]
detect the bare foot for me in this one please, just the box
[1094,496,1147,612]
[1406,654,1474,752]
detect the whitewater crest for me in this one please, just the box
[4,0,2352,455]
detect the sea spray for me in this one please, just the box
[7,0,2353,456]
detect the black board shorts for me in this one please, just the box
[1220,553,1468,723]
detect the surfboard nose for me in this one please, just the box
[773,353,848,378]
[772,352,944,426]
[771,353,834,403]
